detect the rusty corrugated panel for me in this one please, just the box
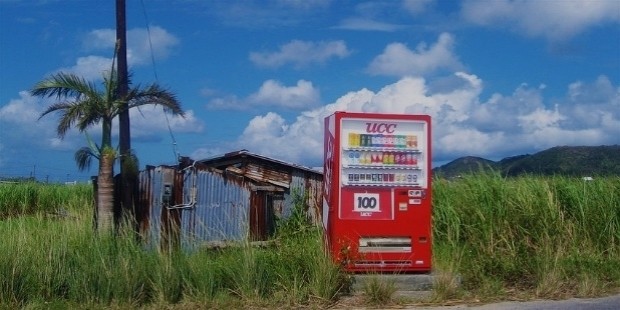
[160,169,183,251]
[283,170,323,224]
[243,162,291,188]
[179,168,251,250]
[142,166,176,250]
[136,167,154,240]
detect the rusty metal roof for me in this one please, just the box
[199,149,323,176]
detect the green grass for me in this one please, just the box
[0,182,92,218]
[0,183,348,308]
[432,173,620,301]
[1,174,620,308]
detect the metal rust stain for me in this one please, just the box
[135,152,324,249]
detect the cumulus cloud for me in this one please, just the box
[0,91,203,153]
[44,26,179,84]
[207,79,321,110]
[0,91,81,151]
[249,40,351,69]
[83,26,179,65]
[55,56,115,82]
[129,107,204,142]
[461,0,620,40]
[276,0,331,10]
[403,0,434,15]
[227,73,619,165]
[247,80,320,109]
[367,33,463,77]
[334,18,407,31]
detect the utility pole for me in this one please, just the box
[116,0,134,226]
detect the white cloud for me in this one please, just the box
[403,0,434,15]
[518,105,566,132]
[55,56,114,81]
[46,26,179,84]
[0,91,204,155]
[249,40,351,68]
[367,33,463,77]
[129,107,204,142]
[228,73,620,165]
[83,26,179,65]
[276,0,331,10]
[207,79,321,110]
[461,0,620,40]
[247,80,320,109]
[334,18,407,31]
[0,91,82,151]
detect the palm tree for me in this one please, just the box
[31,68,184,232]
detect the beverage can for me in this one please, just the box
[354,174,360,182]
[354,151,361,165]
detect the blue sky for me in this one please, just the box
[1,0,619,183]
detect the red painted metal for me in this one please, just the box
[323,111,432,273]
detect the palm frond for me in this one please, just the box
[126,84,185,117]
[74,147,96,171]
[31,72,98,100]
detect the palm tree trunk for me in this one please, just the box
[97,150,115,232]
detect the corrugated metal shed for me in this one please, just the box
[135,151,323,251]
[199,150,324,228]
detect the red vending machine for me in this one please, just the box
[323,111,432,273]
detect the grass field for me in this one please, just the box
[1,173,619,308]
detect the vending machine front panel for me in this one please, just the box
[324,112,432,273]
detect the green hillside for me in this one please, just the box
[434,145,620,177]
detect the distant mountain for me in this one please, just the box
[433,156,497,177]
[433,145,620,177]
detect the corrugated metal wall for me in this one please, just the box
[180,168,250,250]
[136,162,322,251]
[284,170,323,222]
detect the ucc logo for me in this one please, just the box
[365,122,397,133]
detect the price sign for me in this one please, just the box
[353,193,380,212]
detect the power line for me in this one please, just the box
[139,0,181,163]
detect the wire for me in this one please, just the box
[140,0,181,162]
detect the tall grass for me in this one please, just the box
[433,172,620,300]
[2,175,620,307]
[0,183,348,308]
[0,182,92,218]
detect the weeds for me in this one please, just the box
[1,174,619,308]
[362,276,397,306]
[0,184,347,308]
[433,172,620,299]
